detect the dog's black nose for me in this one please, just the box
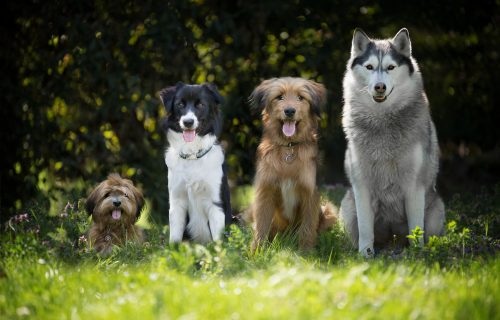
[375,82,386,93]
[113,200,121,207]
[284,108,296,118]
[183,119,195,128]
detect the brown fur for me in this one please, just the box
[86,174,145,255]
[248,77,337,251]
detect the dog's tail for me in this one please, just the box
[318,201,338,232]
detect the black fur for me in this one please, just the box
[219,162,233,225]
[351,42,376,69]
[160,83,224,137]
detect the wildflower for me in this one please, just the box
[60,201,74,218]
[78,235,88,245]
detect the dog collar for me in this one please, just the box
[279,142,301,163]
[280,142,301,148]
[179,145,213,160]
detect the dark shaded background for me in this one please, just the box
[1,0,499,222]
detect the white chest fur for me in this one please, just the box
[281,179,298,222]
[165,130,226,244]
[165,130,224,197]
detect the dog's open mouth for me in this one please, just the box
[282,120,297,137]
[111,209,122,220]
[373,95,387,103]
[182,129,196,143]
[372,88,393,103]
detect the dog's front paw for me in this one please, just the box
[359,246,375,258]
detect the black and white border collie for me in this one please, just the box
[159,82,232,244]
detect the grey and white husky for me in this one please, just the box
[340,28,445,257]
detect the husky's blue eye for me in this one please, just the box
[387,65,395,70]
[366,64,373,70]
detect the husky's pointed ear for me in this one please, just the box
[392,28,411,57]
[352,28,371,56]
[203,83,224,105]
[306,80,327,118]
[248,78,277,114]
[159,82,184,114]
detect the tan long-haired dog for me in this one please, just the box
[86,174,145,255]
[248,77,337,251]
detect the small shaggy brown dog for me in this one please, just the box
[86,174,145,255]
[248,77,337,251]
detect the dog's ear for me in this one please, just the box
[392,28,411,57]
[159,82,184,114]
[248,78,277,114]
[129,182,145,222]
[203,83,224,105]
[306,80,327,118]
[85,182,102,216]
[352,28,371,57]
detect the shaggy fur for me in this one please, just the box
[86,174,145,255]
[248,77,337,251]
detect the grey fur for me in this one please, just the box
[340,28,445,257]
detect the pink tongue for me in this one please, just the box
[282,121,296,137]
[112,210,121,220]
[182,130,196,142]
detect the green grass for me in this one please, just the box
[1,187,500,319]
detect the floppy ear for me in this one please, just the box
[248,78,277,114]
[159,82,184,114]
[352,28,371,57]
[392,28,411,57]
[128,181,145,222]
[306,80,327,117]
[85,183,103,216]
[203,83,224,105]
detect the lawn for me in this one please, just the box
[1,186,499,320]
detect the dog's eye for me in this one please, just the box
[297,95,304,101]
[105,192,110,198]
[177,102,185,108]
[366,64,374,70]
[276,95,284,101]
[123,193,129,198]
[196,102,204,109]
[387,65,395,71]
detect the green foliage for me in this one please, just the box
[2,0,500,221]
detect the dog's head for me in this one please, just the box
[249,77,326,140]
[347,28,419,105]
[159,82,224,142]
[85,174,145,226]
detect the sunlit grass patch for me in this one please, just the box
[1,187,499,319]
